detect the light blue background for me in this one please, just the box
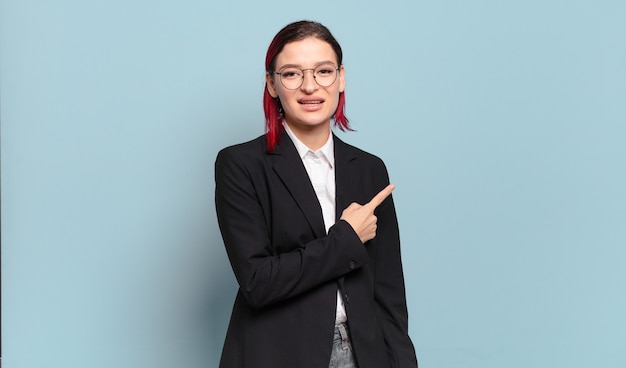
[2,1,625,367]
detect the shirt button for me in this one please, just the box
[349,261,356,269]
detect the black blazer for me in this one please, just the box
[215,131,417,368]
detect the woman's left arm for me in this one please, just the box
[372,166,419,368]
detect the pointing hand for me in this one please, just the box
[340,184,395,243]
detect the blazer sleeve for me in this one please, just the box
[215,146,369,309]
[372,164,418,368]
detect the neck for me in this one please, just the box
[285,122,331,151]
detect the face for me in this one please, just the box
[266,37,345,133]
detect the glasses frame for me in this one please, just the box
[273,65,340,90]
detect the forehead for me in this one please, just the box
[274,37,338,68]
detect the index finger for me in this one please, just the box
[365,184,395,210]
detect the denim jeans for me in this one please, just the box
[328,323,358,368]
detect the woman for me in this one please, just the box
[215,20,418,368]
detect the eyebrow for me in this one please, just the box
[276,60,338,70]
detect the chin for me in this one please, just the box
[287,114,332,128]
[300,119,332,128]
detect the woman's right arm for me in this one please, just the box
[215,147,368,308]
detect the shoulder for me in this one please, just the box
[334,135,387,171]
[214,135,269,179]
[217,135,266,158]
[215,134,271,166]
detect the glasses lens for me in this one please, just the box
[279,68,303,90]
[313,64,338,87]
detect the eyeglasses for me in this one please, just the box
[273,64,340,90]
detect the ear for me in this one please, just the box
[338,65,346,93]
[266,72,278,98]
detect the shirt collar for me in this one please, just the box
[283,123,335,167]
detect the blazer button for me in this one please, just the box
[349,261,356,269]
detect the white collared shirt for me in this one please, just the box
[284,123,347,324]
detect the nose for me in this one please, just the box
[300,69,318,93]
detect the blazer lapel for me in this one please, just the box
[334,135,360,222]
[333,135,360,291]
[271,132,327,238]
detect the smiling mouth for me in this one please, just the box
[298,100,323,105]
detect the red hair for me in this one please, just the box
[264,21,352,152]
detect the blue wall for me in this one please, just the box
[2,1,625,367]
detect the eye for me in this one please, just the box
[315,65,335,77]
[280,69,302,79]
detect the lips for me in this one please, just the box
[297,98,325,113]
[298,98,324,105]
